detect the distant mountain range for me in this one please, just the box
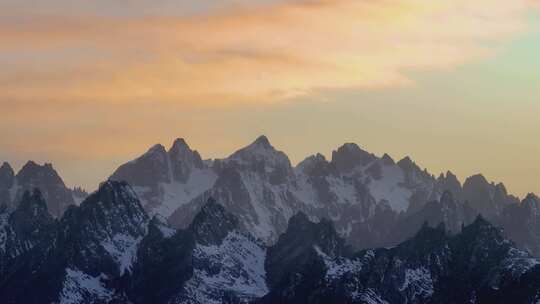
[102,136,538,256]
[1,136,540,303]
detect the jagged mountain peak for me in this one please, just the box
[147,143,167,155]
[58,180,148,276]
[381,153,395,165]
[227,136,293,176]
[170,137,189,150]
[524,192,540,203]
[464,173,489,187]
[168,137,205,182]
[253,135,272,147]
[110,143,171,187]
[494,182,509,194]
[15,161,66,191]
[8,189,55,249]
[443,170,459,182]
[0,162,14,175]
[169,137,202,160]
[235,135,280,155]
[521,193,540,215]
[189,198,240,245]
[331,142,376,172]
[297,153,335,176]
[12,160,74,217]
[397,155,421,172]
[70,180,148,230]
[17,160,58,178]
[0,161,15,188]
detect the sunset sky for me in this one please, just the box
[1,0,539,196]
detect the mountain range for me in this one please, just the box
[106,136,539,256]
[1,136,540,303]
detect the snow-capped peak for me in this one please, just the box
[168,137,205,182]
[296,153,334,176]
[170,138,190,151]
[331,143,376,172]
[240,135,277,154]
[227,135,292,171]
[144,144,168,160]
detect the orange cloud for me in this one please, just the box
[0,0,536,105]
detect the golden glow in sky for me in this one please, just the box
[0,0,539,195]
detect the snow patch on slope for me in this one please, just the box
[58,268,113,304]
[502,247,540,277]
[100,234,140,276]
[365,164,412,213]
[399,267,434,299]
[0,212,8,252]
[240,171,295,241]
[315,246,364,280]
[180,232,268,303]
[353,288,389,304]
[152,169,217,218]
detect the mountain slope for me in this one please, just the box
[260,214,540,304]
[0,161,80,217]
[109,139,217,218]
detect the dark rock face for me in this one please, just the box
[501,194,540,257]
[261,215,540,304]
[168,138,205,183]
[0,189,56,278]
[110,144,171,188]
[127,218,194,304]
[109,139,217,218]
[13,161,75,217]
[463,174,518,221]
[331,143,376,173]
[170,136,300,243]
[0,190,269,304]
[0,162,15,208]
[0,189,61,304]
[57,181,149,276]
[0,181,150,304]
[188,198,240,246]
[9,190,55,249]
[297,154,336,178]
[264,213,350,303]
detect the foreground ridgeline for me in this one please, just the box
[1,182,539,304]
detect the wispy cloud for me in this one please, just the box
[0,0,536,105]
